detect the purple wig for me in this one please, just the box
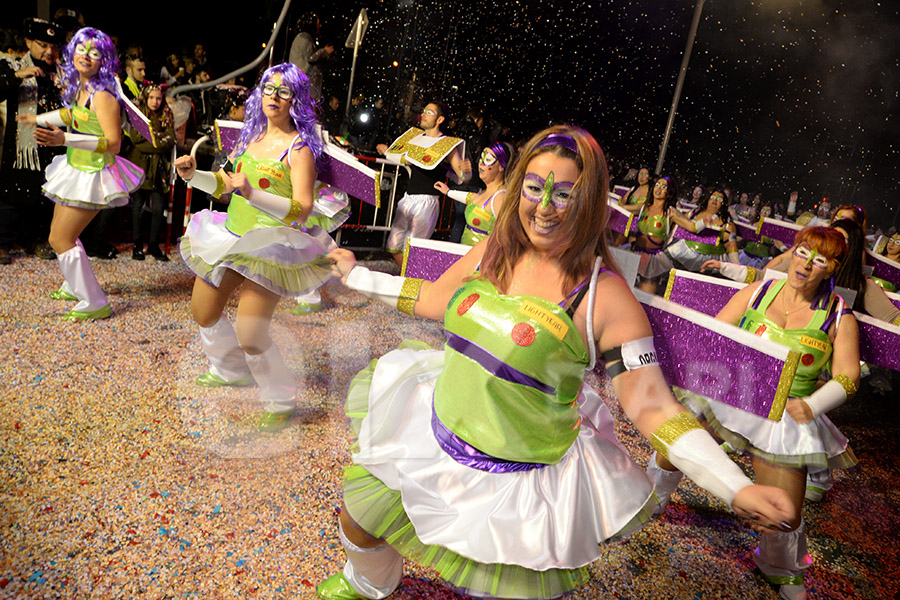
[233,63,323,165]
[59,27,121,106]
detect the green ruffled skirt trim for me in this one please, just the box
[676,389,859,471]
[342,342,656,599]
[179,236,334,298]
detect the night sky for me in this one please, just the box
[6,0,899,227]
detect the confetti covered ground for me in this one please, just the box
[1,248,898,600]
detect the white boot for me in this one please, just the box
[196,316,252,387]
[339,521,402,599]
[754,519,811,600]
[244,343,298,415]
[805,467,833,502]
[56,240,110,320]
[646,451,684,516]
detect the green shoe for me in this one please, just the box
[256,409,297,433]
[62,304,112,321]
[291,302,322,315]
[195,372,254,388]
[50,287,78,301]
[316,573,367,600]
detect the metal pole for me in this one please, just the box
[655,0,707,175]
[344,16,362,123]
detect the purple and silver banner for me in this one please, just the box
[606,200,637,236]
[402,238,471,282]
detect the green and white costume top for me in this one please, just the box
[679,278,857,470]
[179,139,335,298]
[460,189,502,246]
[41,99,144,209]
[343,262,657,599]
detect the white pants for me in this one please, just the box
[386,193,439,253]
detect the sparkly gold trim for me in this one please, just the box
[892,315,900,327]
[397,278,424,316]
[400,238,410,277]
[284,199,304,225]
[663,269,677,300]
[214,121,224,151]
[755,219,765,236]
[387,128,463,170]
[832,373,857,401]
[95,137,109,154]
[625,213,635,235]
[744,266,757,283]
[212,172,226,199]
[650,412,703,460]
[60,108,73,127]
[769,350,800,421]
[373,171,382,209]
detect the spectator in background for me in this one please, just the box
[128,84,175,262]
[289,12,333,102]
[448,105,488,243]
[193,43,207,68]
[0,18,64,265]
[0,28,28,170]
[122,52,145,101]
[323,94,341,135]
[160,53,184,87]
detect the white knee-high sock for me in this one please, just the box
[339,521,402,600]
[244,343,297,413]
[754,518,811,580]
[198,316,251,382]
[57,240,107,312]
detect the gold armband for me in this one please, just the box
[60,108,73,127]
[397,278,424,316]
[744,266,757,283]
[832,373,857,401]
[650,411,704,461]
[212,171,226,199]
[284,199,304,226]
[95,137,109,153]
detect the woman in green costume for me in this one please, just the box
[650,226,860,600]
[318,125,794,600]
[174,63,334,431]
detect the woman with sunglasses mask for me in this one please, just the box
[651,226,860,600]
[434,141,515,245]
[173,63,334,432]
[17,27,144,321]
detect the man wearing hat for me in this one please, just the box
[0,18,64,265]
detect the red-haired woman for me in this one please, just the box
[651,226,860,600]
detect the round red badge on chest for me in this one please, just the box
[801,353,815,366]
[258,178,270,189]
[511,323,536,347]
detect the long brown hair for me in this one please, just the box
[479,125,619,295]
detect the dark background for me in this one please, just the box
[5,0,899,228]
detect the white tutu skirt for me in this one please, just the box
[349,346,656,572]
[179,209,335,298]
[42,154,144,209]
[679,390,857,470]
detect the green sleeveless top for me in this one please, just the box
[739,279,836,397]
[224,151,294,236]
[637,207,668,241]
[68,104,115,173]
[434,278,588,464]
[461,190,501,246]
[682,209,726,255]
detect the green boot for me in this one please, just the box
[290,301,322,315]
[195,372,254,388]
[49,287,78,301]
[316,573,367,600]
[63,304,112,321]
[256,409,296,433]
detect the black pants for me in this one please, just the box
[131,189,167,248]
[0,168,53,250]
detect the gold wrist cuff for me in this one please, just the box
[95,137,109,154]
[60,108,73,127]
[832,373,857,401]
[284,199,304,226]
[650,411,704,461]
[212,172,226,199]
[397,278,424,316]
[744,266,757,283]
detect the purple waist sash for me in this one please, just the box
[431,400,548,473]
[445,331,555,394]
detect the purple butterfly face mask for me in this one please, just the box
[522,171,574,210]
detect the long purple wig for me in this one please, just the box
[59,27,120,106]
[233,63,323,165]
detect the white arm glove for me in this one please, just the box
[36,108,70,128]
[62,132,109,152]
[447,190,470,204]
[803,376,855,417]
[653,412,752,507]
[692,219,706,233]
[185,170,226,199]
[345,266,423,316]
[244,187,304,226]
[718,261,758,283]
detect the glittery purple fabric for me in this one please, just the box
[670,226,721,245]
[858,320,900,370]
[123,102,153,145]
[733,220,760,242]
[870,256,900,288]
[606,206,634,236]
[405,245,464,281]
[431,402,547,473]
[217,126,241,154]
[758,220,800,247]
[446,332,555,394]
[667,277,736,316]
[317,155,377,206]
[641,303,785,419]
